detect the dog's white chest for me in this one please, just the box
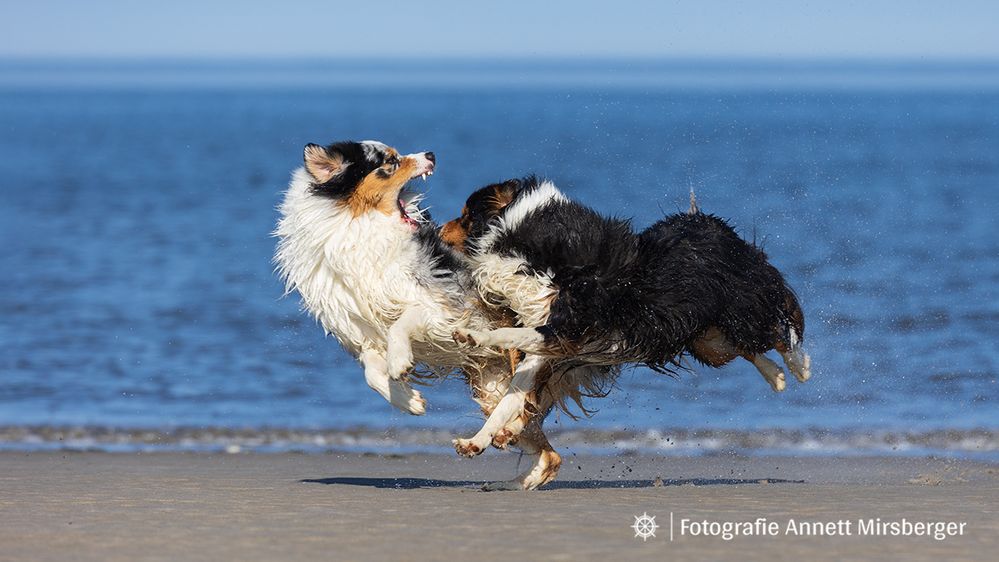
[274,171,428,355]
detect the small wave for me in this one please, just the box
[0,425,996,460]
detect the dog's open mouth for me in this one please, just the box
[398,197,418,227]
[398,189,428,229]
[397,162,433,229]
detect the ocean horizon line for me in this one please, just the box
[3,56,999,67]
[2,56,998,92]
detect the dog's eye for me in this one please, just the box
[386,156,400,167]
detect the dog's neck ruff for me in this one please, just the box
[464,181,567,329]
[274,168,471,361]
[473,179,567,255]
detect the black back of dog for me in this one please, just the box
[639,211,804,360]
[474,177,803,373]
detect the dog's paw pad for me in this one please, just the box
[452,330,478,347]
[452,438,482,458]
[491,429,515,449]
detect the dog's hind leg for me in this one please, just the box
[360,349,426,415]
[743,353,787,392]
[776,330,811,383]
[453,355,544,457]
[482,420,562,491]
[778,347,811,383]
[385,307,426,380]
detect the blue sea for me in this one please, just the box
[0,60,996,457]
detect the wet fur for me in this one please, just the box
[447,177,810,452]
[275,142,560,490]
[275,141,508,414]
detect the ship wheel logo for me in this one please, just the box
[632,512,658,541]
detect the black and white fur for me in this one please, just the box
[274,142,566,490]
[274,141,503,415]
[450,177,810,455]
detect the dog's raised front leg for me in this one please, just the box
[453,354,544,457]
[453,326,548,354]
[385,307,425,380]
[360,349,426,415]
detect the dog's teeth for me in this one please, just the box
[422,173,428,180]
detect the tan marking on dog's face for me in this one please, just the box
[442,181,519,252]
[349,155,417,217]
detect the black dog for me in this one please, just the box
[445,176,810,394]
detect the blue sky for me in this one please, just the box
[1,0,997,59]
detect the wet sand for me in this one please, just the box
[1,451,997,561]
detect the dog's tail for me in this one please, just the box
[688,188,699,214]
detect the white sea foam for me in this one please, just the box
[0,425,995,460]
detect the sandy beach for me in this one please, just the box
[1,451,996,561]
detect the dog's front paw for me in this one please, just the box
[406,393,427,416]
[385,340,414,380]
[385,353,414,381]
[452,437,485,458]
[452,329,479,347]
[493,416,527,449]
[390,387,427,416]
[491,428,516,450]
[453,328,497,348]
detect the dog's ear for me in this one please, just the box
[502,178,522,191]
[304,143,348,183]
[490,179,521,211]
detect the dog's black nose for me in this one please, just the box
[425,152,435,163]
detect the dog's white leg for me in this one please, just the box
[360,349,426,415]
[779,348,811,383]
[747,354,787,392]
[483,420,562,491]
[385,307,425,380]
[492,414,527,450]
[454,327,547,353]
[778,331,811,382]
[453,355,544,457]
[467,364,511,417]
